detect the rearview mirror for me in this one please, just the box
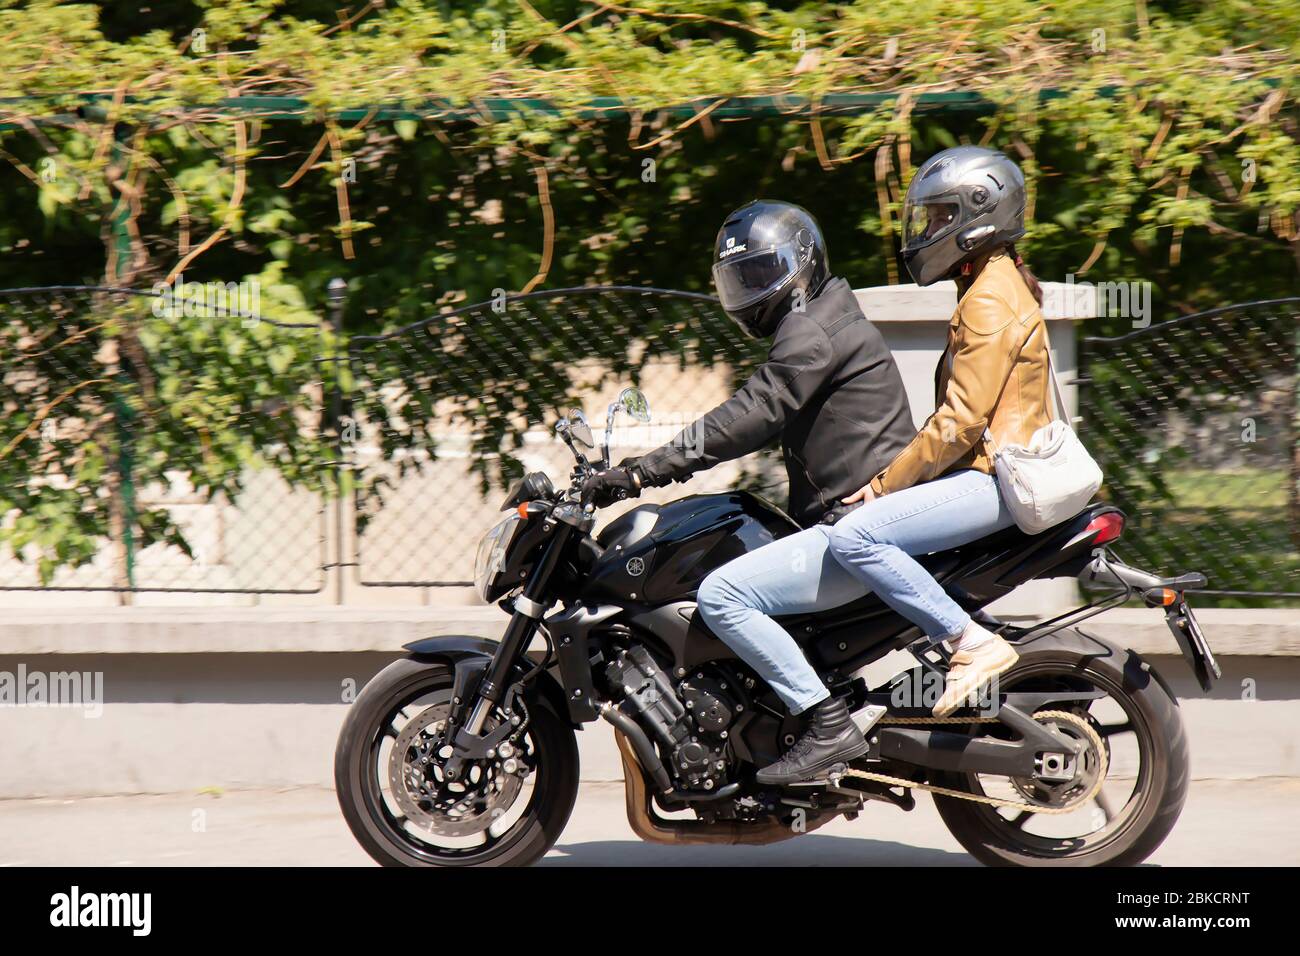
[602,387,653,469]
[567,408,596,449]
[616,387,651,423]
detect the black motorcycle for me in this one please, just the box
[335,387,1220,867]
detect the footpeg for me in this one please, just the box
[851,703,886,735]
[787,762,848,787]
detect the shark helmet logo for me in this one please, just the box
[719,235,748,259]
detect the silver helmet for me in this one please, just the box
[900,146,1027,286]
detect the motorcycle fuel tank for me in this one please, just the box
[584,492,800,604]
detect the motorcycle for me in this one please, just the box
[335,387,1220,867]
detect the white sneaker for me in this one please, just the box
[933,636,1019,717]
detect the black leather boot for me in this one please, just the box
[755,696,869,786]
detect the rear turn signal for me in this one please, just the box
[1142,586,1179,607]
[1085,512,1125,545]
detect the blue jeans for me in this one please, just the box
[827,468,1013,641]
[696,469,1011,713]
[697,524,864,714]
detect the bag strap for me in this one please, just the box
[983,323,1070,453]
[1042,341,1070,424]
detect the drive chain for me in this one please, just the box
[842,710,1107,816]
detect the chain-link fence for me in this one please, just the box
[0,286,331,593]
[3,282,1296,601]
[345,286,777,586]
[1079,298,1300,598]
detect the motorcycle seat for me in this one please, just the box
[780,502,1119,636]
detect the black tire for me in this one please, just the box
[335,657,579,867]
[933,628,1189,867]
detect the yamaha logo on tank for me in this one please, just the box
[625,556,645,576]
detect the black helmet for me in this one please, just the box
[711,200,830,337]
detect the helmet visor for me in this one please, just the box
[711,242,801,313]
[903,199,960,247]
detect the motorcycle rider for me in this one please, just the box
[829,146,1049,718]
[582,199,916,784]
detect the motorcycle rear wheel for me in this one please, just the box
[932,630,1189,867]
[335,657,579,867]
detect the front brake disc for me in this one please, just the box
[388,704,525,838]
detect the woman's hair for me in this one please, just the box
[1005,243,1044,306]
[955,246,1045,307]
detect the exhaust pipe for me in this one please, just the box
[611,731,838,846]
[599,702,673,793]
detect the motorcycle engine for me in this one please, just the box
[605,647,743,792]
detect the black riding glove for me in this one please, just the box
[582,463,644,507]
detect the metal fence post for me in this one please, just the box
[328,277,349,605]
[1292,322,1300,550]
[110,123,138,599]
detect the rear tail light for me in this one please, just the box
[1085,512,1125,545]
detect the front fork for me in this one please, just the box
[442,513,580,780]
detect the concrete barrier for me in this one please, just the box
[0,606,1296,798]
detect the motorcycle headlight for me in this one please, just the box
[474,514,522,602]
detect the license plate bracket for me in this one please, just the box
[1164,600,1221,692]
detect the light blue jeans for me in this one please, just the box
[696,469,1012,714]
[827,468,1014,640]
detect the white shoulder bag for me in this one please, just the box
[983,345,1103,534]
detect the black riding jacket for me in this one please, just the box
[634,278,915,528]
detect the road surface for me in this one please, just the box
[0,778,1295,866]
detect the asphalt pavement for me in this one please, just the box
[1,778,1295,867]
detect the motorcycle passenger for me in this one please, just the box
[828,146,1052,718]
[583,200,917,785]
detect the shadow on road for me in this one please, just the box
[544,835,976,867]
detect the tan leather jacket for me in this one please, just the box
[869,253,1054,497]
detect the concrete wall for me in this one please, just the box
[3,644,1296,798]
[1,606,1297,797]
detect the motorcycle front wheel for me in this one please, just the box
[334,657,579,867]
[932,629,1189,867]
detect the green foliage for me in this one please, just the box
[0,1,1295,585]
[0,1,1292,319]
[0,288,331,583]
